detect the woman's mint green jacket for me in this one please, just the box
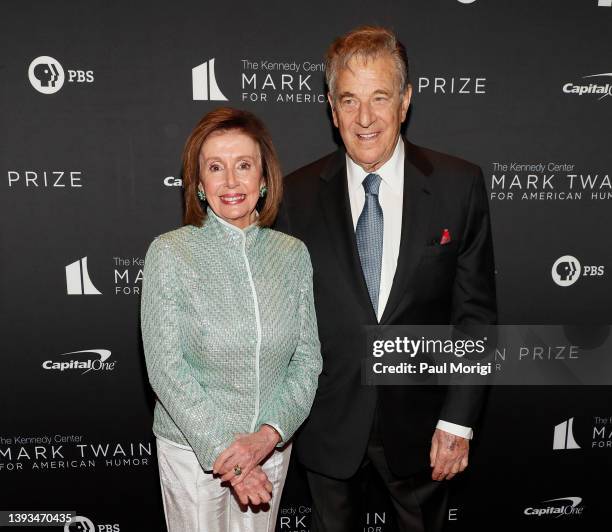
[141,208,322,471]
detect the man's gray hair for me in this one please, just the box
[325,26,410,99]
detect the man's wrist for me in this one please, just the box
[436,420,473,440]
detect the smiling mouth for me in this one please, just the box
[219,193,246,205]
[356,132,380,141]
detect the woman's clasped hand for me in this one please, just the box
[213,426,281,505]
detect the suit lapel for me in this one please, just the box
[318,150,378,324]
[380,139,433,325]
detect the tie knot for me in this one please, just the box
[362,173,381,196]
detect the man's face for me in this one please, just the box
[329,54,411,173]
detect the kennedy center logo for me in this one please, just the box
[193,58,228,101]
[553,418,581,450]
[66,257,101,295]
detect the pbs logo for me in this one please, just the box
[28,56,65,94]
[63,515,119,531]
[64,516,95,532]
[552,255,604,287]
[28,56,94,94]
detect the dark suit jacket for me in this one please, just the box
[275,138,497,479]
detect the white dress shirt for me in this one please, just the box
[345,136,473,440]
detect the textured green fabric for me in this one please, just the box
[141,208,322,471]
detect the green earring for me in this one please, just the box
[259,185,268,198]
[197,188,206,201]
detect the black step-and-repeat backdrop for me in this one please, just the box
[2,1,611,530]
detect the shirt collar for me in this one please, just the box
[204,206,261,249]
[346,136,404,195]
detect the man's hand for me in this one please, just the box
[429,428,469,481]
[231,465,274,506]
[213,425,281,486]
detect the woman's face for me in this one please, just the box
[199,129,264,229]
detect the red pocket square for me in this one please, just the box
[440,228,451,245]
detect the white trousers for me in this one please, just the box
[156,438,292,532]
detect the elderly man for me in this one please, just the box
[276,26,497,531]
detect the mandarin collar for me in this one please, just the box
[203,207,261,249]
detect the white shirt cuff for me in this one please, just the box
[436,420,473,440]
[260,422,286,446]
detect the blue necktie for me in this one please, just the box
[356,173,384,315]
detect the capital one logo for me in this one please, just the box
[553,417,581,450]
[524,497,584,518]
[163,175,183,187]
[66,257,101,295]
[563,73,612,101]
[552,255,581,286]
[192,58,228,101]
[28,56,65,94]
[43,349,115,375]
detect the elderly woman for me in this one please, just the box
[141,107,322,532]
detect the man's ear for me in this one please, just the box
[400,84,412,123]
[327,92,339,128]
